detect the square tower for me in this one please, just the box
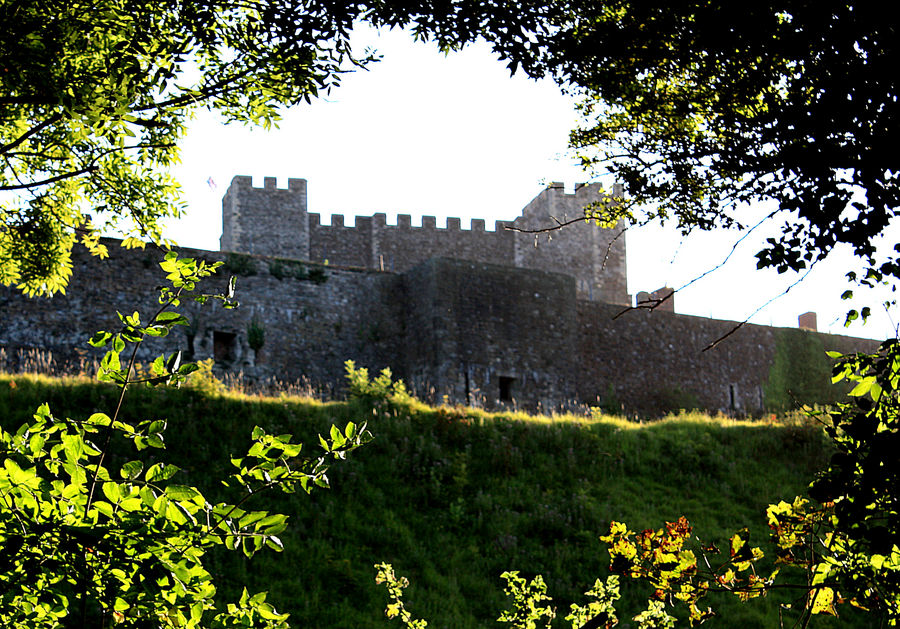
[221,176,309,259]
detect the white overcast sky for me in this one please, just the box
[166,26,897,340]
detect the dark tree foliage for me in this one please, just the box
[537,2,899,299]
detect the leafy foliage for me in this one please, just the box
[0,254,371,627]
[806,341,900,619]
[545,3,900,293]
[223,254,258,278]
[379,564,680,629]
[267,259,327,284]
[0,0,559,295]
[344,360,412,414]
[374,563,428,629]
[497,572,556,628]
[247,319,266,354]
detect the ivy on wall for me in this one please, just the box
[764,329,833,410]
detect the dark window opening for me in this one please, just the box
[464,366,471,405]
[185,331,196,361]
[499,376,516,403]
[214,331,237,363]
[729,384,737,410]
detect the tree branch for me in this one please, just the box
[0,165,97,190]
[703,263,818,352]
[0,113,63,156]
[505,214,589,235]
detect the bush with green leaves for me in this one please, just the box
[248,319,266,354]
[376,563,677,629]
[0,253,371,627]
[344,360,412,414]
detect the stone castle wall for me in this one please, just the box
[220,177,629,304]
[0,238,879,414]
[0,174,881,414]
[0,244,405,393]
[575,301,874,414]
[400,258,578,409]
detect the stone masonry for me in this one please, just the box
[0,177,880,414]
[221,177,629,305]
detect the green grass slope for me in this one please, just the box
[1,374,862,628]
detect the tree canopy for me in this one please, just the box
[7,0,894,304]
[539,2,899,306]
[0,0,553,295]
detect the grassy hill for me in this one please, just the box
[0,372,864,628]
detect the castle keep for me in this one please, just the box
[0,176,877,414]
[221,176,629,304]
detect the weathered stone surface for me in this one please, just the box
[0,176,880,414]
[222,177,630,304]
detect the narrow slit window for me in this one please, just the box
[499,376,516,403]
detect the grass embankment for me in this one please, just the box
[1,374,858,628]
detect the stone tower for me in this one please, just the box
[220,176,629,305]
[511,182,627,304]
[220,176,309,259]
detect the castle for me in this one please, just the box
[0,176,877,414]
[220,176,629,304]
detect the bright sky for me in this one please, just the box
[167,27,896,341]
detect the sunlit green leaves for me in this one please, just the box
[375,563,429,629]
[497,571,556,628]
[0,260,370,627]
[120,460,143,480]
[3,0,550,296]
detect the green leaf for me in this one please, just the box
[849,378,874,397]
[121,460,144,480]
[4,459,33,485]
[165,484,200,501]
[146,462,179,482]
[61,433,84,463]
[156,312,189,327]
[810,587,837,616]
[89,331,113,347]
[93,501,115,519]
[86,412,112,426]
[257,513,288,535]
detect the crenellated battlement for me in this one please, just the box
[221,175,630,304]
[226,176,308,194]
[306,212,510,232]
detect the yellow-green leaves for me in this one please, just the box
[497,571,556,628]
[375,563,429,629]
[0,257,369,627]
[809,586,837,616]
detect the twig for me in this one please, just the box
[505,214,590,235]
[703,263,818,352]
